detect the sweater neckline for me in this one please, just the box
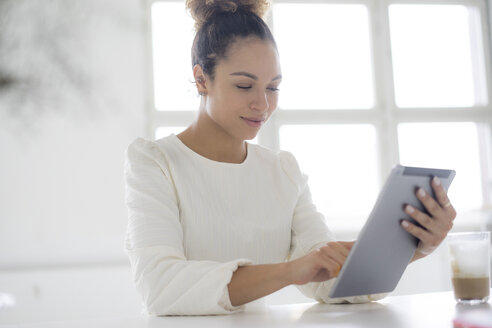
[170,134,252,168]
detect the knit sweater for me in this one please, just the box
[124,134,384,316]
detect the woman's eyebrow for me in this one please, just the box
[230,72,282,81]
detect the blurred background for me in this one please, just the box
[1,0,492,325]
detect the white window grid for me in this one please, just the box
[144,0,492,211]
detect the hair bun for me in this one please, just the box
[186,0,270,30]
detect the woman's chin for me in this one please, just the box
[243,132,259,141]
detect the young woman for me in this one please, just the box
[124,0,457,316]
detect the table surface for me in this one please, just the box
[1,290,491,328]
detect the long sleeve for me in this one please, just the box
[280,151,387,304]
[124,138,252,315]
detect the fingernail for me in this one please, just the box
[406,205,415,213]
[433,176,441,186]
[418,188,426,197]
[401,221,409,228]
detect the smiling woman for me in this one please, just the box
[126,0,371,315]
[185,36,282,146]
[124,0,457,317]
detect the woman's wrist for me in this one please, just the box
[228,262,294,306]
[280,261,295,286]
[410,249,426,262]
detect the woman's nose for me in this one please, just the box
[251,91,269,112]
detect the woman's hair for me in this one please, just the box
[186,0,276,80]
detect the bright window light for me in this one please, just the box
[389,4,483,108]
[149,1,492,219]
[152,2,198,111]
[398,122,483,211]
[280,124,379,221]
[273,4,374,110]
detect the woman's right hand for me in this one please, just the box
[286,241,355,285]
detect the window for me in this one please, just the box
[273,4,374,110]
[148,0,492,226]
[389,4,485,108]
[151,2,197,111]
[280,124,379,221]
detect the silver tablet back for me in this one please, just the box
[329,165,456,298]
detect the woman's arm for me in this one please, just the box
[410,250,426,263]
[228,241,353,306]
[228,263,290,306]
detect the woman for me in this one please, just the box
[124,0,456,316]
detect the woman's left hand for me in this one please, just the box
[400,176,457,260]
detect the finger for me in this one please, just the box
[324,258,341,277]
[319,243,349,264]
[432,176,457,220]
[405,204,450,241]
[332,242,352,258]
[319,247,346,266]
[417,184,455,231]
[338,241,355,250]
[416,187,445,220]
[404,204,438,232]
[322,242,352,256]
[401,219,434,245]
[315,250,342,278]
[320,251,345,272]
[332,263,341,277]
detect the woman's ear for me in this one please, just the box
[193,65,208,96]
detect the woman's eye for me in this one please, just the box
[236,85,280,92]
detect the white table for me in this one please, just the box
[1,290,491,328]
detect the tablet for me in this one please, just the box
[328,165,456,298]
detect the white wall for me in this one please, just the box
[0,0,147,268]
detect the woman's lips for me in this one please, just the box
[241,116,265,128]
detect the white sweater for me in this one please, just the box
[124,134,384,316]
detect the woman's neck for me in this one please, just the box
[177,113,247,164]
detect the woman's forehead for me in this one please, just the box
[218,37,281,79]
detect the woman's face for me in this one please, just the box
[201,37,282,141]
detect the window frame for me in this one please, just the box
[145,0,492,224]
